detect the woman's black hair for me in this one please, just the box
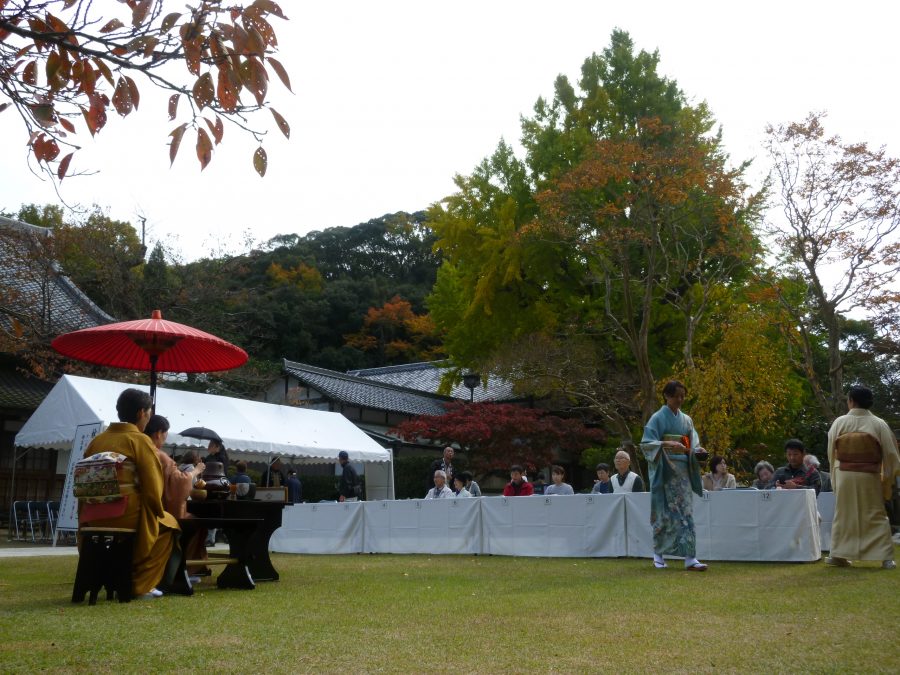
[662,380,686,398]
[709,455,726,473]
[847,384,874,409]
[116,388,152,423]
[144,414,170,436]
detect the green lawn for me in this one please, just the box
[1,551,898,673]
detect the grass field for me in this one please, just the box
[1,551,898,673]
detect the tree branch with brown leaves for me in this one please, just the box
[0,0,292,181]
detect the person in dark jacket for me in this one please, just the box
[338,450,361,501]
[260,457,287,488]
[427,446,455,491]
[286,469,302,504]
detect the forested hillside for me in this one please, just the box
[1,205,442,396]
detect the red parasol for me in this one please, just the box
[51,309,248,407]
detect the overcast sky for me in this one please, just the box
[0,0,897,261]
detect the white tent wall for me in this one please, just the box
[15,375,394,497]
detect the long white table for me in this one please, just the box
[270,490,824,562]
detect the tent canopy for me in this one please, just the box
[15,374,390,464]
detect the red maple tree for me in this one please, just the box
[393,402,604,473]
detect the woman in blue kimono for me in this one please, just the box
[640,380,708,571]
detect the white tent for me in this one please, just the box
[15,375,394,498]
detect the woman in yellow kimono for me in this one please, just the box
[80,388,180,596]
[827,385,900,569]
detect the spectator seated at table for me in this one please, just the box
[452,475,472,498]
[752,461,776,490]
[145,415,205,519]
[425,470,454,499]
[459,471,481,497]
[530,474,547,495]
[503,465,534,496]
[591,463,612,494]
[774,439,822,494]
[702,455,737,491]
[544,465,575,495]
[178,449,203,484]
[232,461,253,499]
[611,450,644,493]
[804,454,832,492]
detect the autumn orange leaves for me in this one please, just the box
[0,0,292,180]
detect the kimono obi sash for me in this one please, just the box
[663,434,691,455]
[834,432,882,473]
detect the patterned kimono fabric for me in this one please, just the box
[641,406,704,558]
[81,423,180,595]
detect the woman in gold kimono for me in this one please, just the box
[80,388,180,597]
[826,385,900,569]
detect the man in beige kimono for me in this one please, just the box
[826,385,900,569]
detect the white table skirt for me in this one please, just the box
[363,497,481,554]
[480,494,626,557]
[817,491,835,551]
[269,501,364,554]
[269,491,824,561]
[624,489,821,562]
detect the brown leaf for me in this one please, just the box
[213,116,224,144]
[32,134,60,162]
[59,117,75,133]
[267,57,292,93]
[239,56,267,106]
[216,66,239,112]
[125,76,139,110]
[168,123,187,166]
[57,152,74,180]
[204,116,220,145]
[84,93,107,135]
[270,107,289,139]
[0,102,10,113]
[63,0,78,8]
[196,127,213,170]
[141,36,159,57]
[30,103,55,127]
[93,57,113,85]
[99,19,124,33]
[254,0,288,20]
[161,12,181,33]
[192,72,215,110]
[253,146,267,177]
[183,37,202,76]
[23,60,37,85]
[45,51,62,89]
[74,58,96,95]
[45,13,76,45]
[132,0,152,27]
[167,93,179,120]
[112,76,133,116]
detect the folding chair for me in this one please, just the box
[27,501,51,542]
[11,501,30,541]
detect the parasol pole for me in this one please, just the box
[150,353,158,413]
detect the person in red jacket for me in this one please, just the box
[503,465,534,496]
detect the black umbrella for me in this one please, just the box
[178,427,222,443]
